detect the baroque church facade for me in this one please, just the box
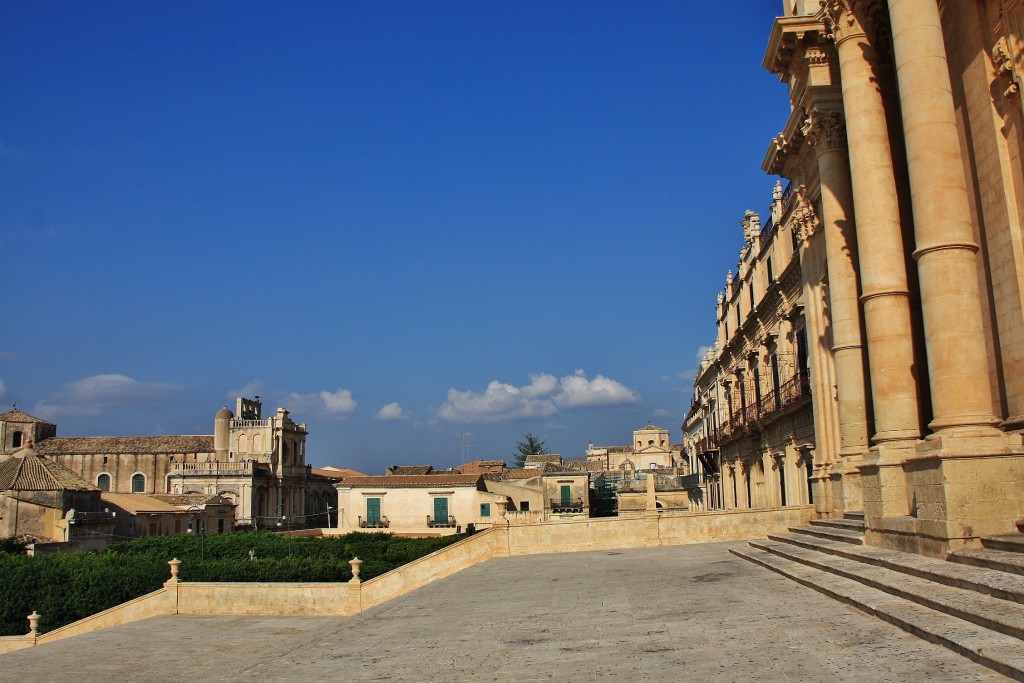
[0,398,336,528]
[687,0,1024,558]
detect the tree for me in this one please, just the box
[513,433,548,468]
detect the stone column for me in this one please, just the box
[887,0,999,434]
[824,1,922,448]
[802,110,869,515]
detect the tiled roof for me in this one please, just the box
[150,493,232,507]
[0,409,55,425]
[34,435,214,455]
[337,474,483,488]
[310,467,365,479]
[386,465,435,475]
[638,423,664,431]
[561,459,604,472]
[524,454,562,466]
[0,447,96,492]
[453,460,507,474]
[101,493,186,514]
[503,469,542,480]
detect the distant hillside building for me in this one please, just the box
[0,398,336,528]
[586,424,684,472]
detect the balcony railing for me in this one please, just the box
[426,515,456,528]
[720,372,811,442]
[550,499,585,513]
[358,516,390,529]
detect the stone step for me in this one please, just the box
[731,545,1024,681]
[953,548,1024,578]
[787,524,864,545]
[985,535,1024,554]
[749,539,1024,641]
[809,517,865,532]
[843,510,865,521]
[766,531,1024,604]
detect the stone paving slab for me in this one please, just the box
[0,541,1011,682]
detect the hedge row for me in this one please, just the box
[0,531,461,636]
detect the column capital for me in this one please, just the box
[802,109,847,154]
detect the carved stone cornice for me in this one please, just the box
[763,16,829,76]
[802,109,847,153]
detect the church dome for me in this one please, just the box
[216,406,234,420]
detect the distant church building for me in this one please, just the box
[0,398,336,528]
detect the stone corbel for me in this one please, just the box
[993,37,1021,101]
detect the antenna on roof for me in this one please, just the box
[460,432,472,460]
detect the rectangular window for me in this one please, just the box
[218,518,225,533]
[520,501,530,512]
[480,503,490,517]
[560,485,572,507]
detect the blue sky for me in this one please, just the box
[1,2,790,473]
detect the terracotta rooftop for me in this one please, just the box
[101,493,188,514]
[310,466,365,479]
[337,474,483,488]
[453,460,507,474]
[34,435,214,455]
[0,447,96,492]
[0,408,55,425]
[150,493,233,507]
[523,454,562,466]
[386,465,435,476]
[502,469,542,480]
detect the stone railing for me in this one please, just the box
[170,461,269,476]
[230,419,270,428]
[0,506,816,654]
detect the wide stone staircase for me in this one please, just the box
[731,513,1024,681]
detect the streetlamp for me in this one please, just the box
[325,505,333,530]
[186,505,205,560]
[276,504,291,556]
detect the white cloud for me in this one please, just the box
[438,370,639,424]
[227,380,263,400]
[653,408,672,418]
[286,388,358,420]
[375,402,408,421]
[553,369,639,408]
[34,374,182,418]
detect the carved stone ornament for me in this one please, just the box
[821,0,861,43]
[792,186,820,245]
[993,37,1022,100]
[802,110,847,153]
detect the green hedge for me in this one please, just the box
[0,531,461,636]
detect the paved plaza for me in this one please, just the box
[1,541,1010,682]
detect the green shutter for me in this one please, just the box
[561,485,572,507]
[480,503,490,517]
[434,497,448,523]
[367,498,381,524]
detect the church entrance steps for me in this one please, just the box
[733,544,1024,683]
[952,535,1024,577]
[843,510,865,521]
[786,523,865,545]
[733,524,1024,679]
[808,517,866,532]
[764,531,1024,603]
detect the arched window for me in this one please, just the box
[97,473,111,492]
[11,431,23,448]
[131,473,146,493]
